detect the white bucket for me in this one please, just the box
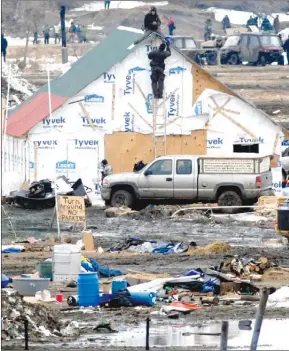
[53,244,81,282]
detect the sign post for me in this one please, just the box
[58,196,86,229]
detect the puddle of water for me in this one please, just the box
[72,319,288,349]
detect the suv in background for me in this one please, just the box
[220,33,284,66]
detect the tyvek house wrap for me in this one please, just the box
[6,34,284,195]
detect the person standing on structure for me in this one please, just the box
[104,1,111,9]
[148,42,171,99]
[1,33,8,62]
[273,15,281,33]
[134,6,162,45]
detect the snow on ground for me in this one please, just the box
[2,62,36,97]
[87,24,103,30]
[208,8,289,26]
[72,1,168,12]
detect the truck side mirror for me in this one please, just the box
[144,170,152,176]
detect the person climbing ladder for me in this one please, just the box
[148,42,171,99]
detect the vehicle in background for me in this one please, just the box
[101,155,273,212]
[168,35,225,65]
[220,33,284,66]
[282,147,289,180]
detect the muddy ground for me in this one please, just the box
[2,204,289,350]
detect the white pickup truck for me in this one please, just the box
[101,155,273,210]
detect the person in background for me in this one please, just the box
[261,16,272,31]
[222,15,231,30]
[283,35,289,65]
[1,33,8,62]
[33,31,38,45]
[54,24,61,44]
[69,22,76,43]
[273,15,281,34]
[43,27,50,44]
[148,42,171,99]
[167,17,176,35]
[104,1,110,9]
[101,159,113,183]
[75,23,81,42]
[204,18,212,41]
[134,6,162,45]
[80,25,88,43]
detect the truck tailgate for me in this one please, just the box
[260,171,272,190]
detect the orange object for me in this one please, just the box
[169,301,201,310]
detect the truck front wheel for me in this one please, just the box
[111,190,134,208]
[217,190,242,213]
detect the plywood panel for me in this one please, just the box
[192,64,238,103]
[105,130,207,173]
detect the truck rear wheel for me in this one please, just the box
[228,53,239,65]
[259,55,266,66]
[111,190,134,208]
[217,190,242,213]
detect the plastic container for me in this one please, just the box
[13,278,50,296]
[2,274,9,288]
[53,244,81,282]
[67,295,79,306]
[36,261,53,279]
[278,204,289,231]
[112,280,127,294]
[77,272,100,307]
[130,291,157,306]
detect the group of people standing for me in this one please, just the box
[246,14,281,33]
[33,22,87,45]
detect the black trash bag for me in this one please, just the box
[28,183,46,198]
[108,289,134,308]
[133,161,147,172]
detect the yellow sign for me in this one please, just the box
[58,196,86,224]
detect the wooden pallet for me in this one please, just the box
[258,196,289,208]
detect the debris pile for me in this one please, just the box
[1,290,62,340]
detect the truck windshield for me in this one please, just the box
[260,36,281,47]
[223,36,240,47]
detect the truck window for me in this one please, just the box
[260,36,281,47]
[249,36,260,47]
[146,159,172,175]
[184,38,197,49]
[173,38,183,49]
[233,144,259,153]
[176,160,192,174]
[240,35,249,46]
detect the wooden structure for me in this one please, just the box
[105,130,206,173]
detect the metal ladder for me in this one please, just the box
[152,95,167,158]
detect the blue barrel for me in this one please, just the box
[129,291,156,306]
[77,272,100,307]
[112,280,127,294]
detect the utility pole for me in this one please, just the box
[60,5,68,63]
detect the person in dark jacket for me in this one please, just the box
[33,32,38,45]
[104,1,110,9]
[283,35,289,65]
[273,15,281,33]
[1,33,8,62]
[148,42,171,99]
[134,6,162,45]
[261,16,272,31]
[43,27,50,44]
[222,15,231,30]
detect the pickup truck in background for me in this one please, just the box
[101,155,273,212]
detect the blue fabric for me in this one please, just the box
[152,243,175,254]
[81,257,124,277]
[1,248,22,253]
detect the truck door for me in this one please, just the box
[239,34,250,61]
[173,158,197,199]
[137,159,174,198]
[248,35,260,63]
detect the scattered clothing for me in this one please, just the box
[1,34,8,62]
[81,256,124,277]
[148,43,171,98]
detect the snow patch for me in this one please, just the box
[72,1,168,12]
[208,8,289,26]
[2,63,36,98]
[87,24,103,30]
[117,26,144,34]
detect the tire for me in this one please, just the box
[217,190,242,214]
[228,53,239,65]
[278,56,284,66]
[111,190,134,208]
[259,55,266,66]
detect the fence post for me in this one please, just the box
[250,287,269,351]
[145,317,150,350]
[24,319,29,350]
[220,321,229,351]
